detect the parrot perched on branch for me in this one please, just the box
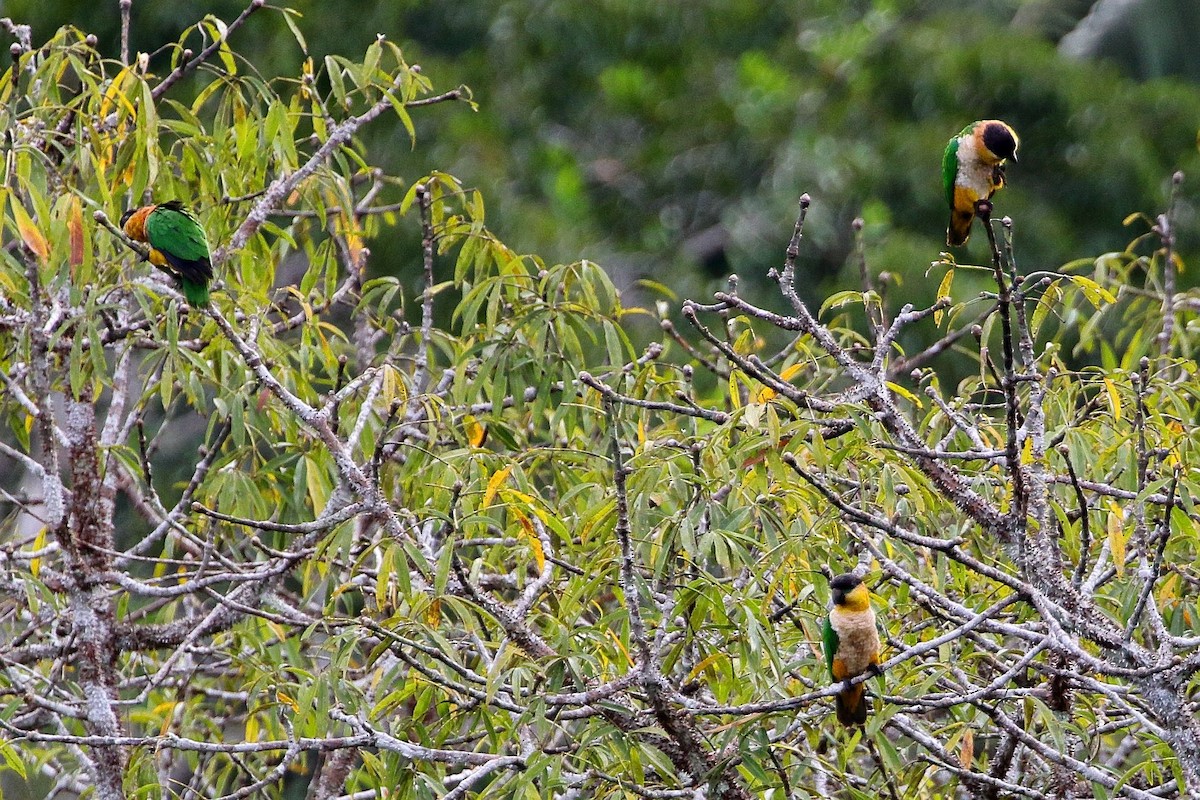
[120,200,213,307]
[943,119,1019,246]
[822,572,882,726]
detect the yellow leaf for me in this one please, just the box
[885,381,923,408]
[935,268,954,326]
[284,287,314,320]
[99,66,138,119]
[1069,275,1116,308]
[1020,436,1034,465]
[1107,500,1126,577]
[151,700,176,715]
[10,197,48,262]
[156,701,178,735]
[686,652,726,683]
[709,711,767,734]
[483,465,512,507]
[606,628,635,667]
[579,498,616,544]
[380,364,408,407]
[728,372,744,410]
[1159,573,1178,604]
[463,414,486,447]
[68,195,85,270]
[375,547,392,609]
[501,487,536,504]
[959,728,974,770]
[30,527,46,578]
[1103,378,1121,423]
[978,425,1000,450]
[276,690,299,712]
[779,363,805,382]
[512,508,545,573]
[756,363,805,403]
[337,211,365,271]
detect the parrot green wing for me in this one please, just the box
[145,202,211,264]
[821,615,840,682]
[145,201,213,306]
[942,136,960,211]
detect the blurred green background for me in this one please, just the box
[10,0,1200,314]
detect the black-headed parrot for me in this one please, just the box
[822,572,882,726]
[943,119,1019,246]
[120,200,213,307]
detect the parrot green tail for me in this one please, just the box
[181,278,210,307]
[835,684,869,726]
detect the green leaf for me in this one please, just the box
[819,289,865,317]
[0,739,27,779]
[385,90,416,147]
[1030,277,1062,338]
[282,9,308,53]
[325,55,347,109]
[305,455,331,515]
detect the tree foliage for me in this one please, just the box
[2,5,1200,800]
[13,1,1200,312]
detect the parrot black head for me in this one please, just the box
[119,209,135,227]
[981,121,1019,163]
[829,573,863,606]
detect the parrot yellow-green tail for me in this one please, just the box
[181,278,210,307]
[835,683,869,726]
[947,208,974,246]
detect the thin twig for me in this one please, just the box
[151,0,266,100]
[1156,172,1183,358]
[413,183,435,393]
[119,0,132,66]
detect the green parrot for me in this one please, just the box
[943,119,1019,246]
[822,572,882,726]
[120,200,213,307]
